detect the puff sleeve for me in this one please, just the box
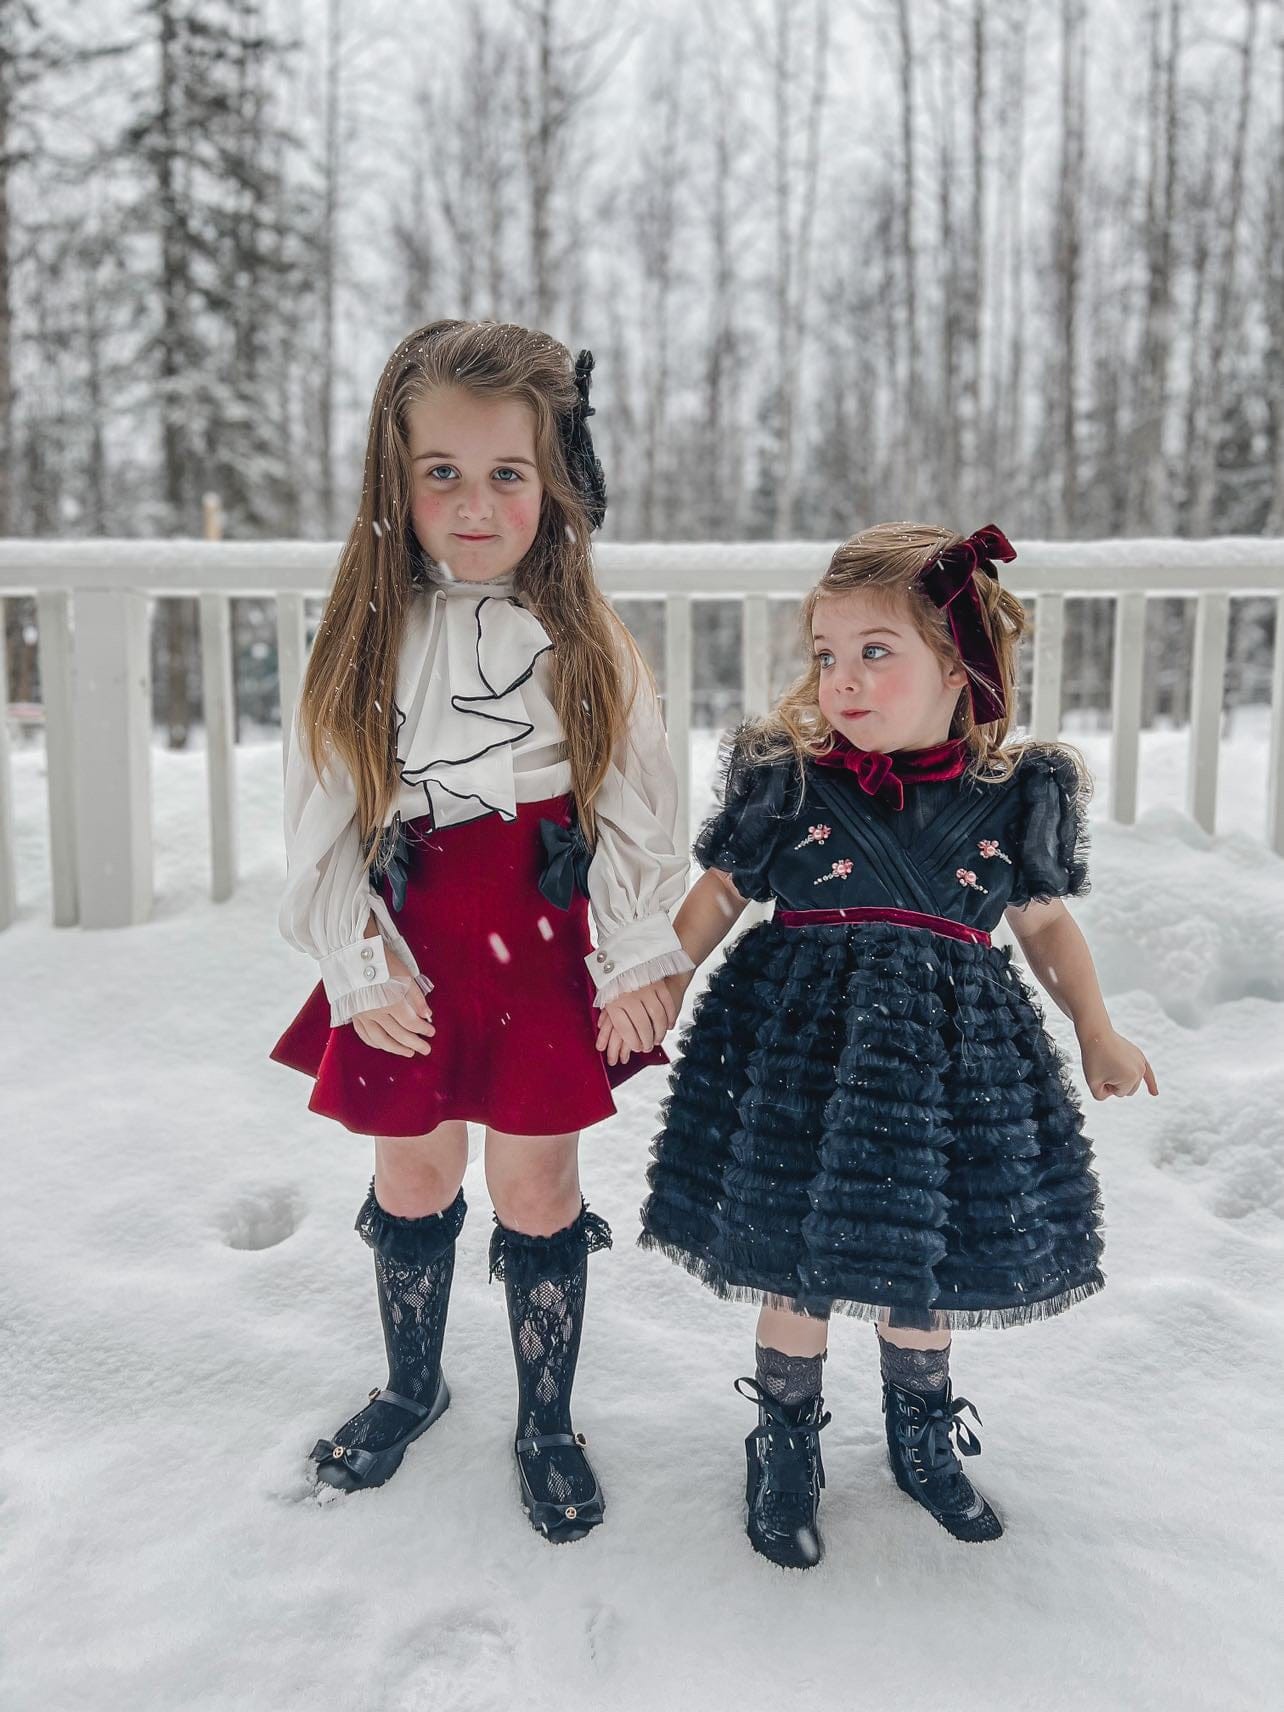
[583,651,696,1007]
[1007,745,1093,907]
[278,703,428,1027]
[691,727,797,904]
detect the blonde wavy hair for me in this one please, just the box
[297,319,648,855]
[740,520,1090,792]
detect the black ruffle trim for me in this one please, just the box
[638,917,1106,1331]
[634,1232,1104,1331]
[1008,743,1093,906]
[488,1202,613,1287]
[692,724,801,903]
[354,1182,468,1263]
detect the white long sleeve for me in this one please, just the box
[584,653,694,1007]
[278,581,690,1021]
[278,705,426,1027]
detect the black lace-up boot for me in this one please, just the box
[489,1202,612,1543]
[879,1338,1003,1542]
[309,1181,465,1493]
[737,1367,832,1570]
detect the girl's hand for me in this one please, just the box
[1079,1028,1158,1100]
[351,942,436,1058]
[594,978,679,1065]
[598,1020,633,1066]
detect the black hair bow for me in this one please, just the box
[560,349,608,532]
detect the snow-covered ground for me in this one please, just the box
[3,711,1282,1712]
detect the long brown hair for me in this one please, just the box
[298,319,646,854]
[741,520,1090,792]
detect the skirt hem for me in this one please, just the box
[635,1231,1106,1331]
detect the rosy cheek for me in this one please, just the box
[501,497,538,538]
[879,662,916,706]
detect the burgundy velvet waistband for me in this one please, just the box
[775,904,991,947]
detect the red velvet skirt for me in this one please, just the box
[269,794,667,1138]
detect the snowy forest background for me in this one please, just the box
[2,0,1281,744]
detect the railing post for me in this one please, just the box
[35,591,79,925]
[200,591,237,902]
[0,604,16,928]
[742,595,770,718]
[1269,592,1284,857]
[72,588,153,928]
[200,494,237,902]
[1109,592,1146,825]
[665,593,692,862]
[1187,591,1229,836]
[1031,593,1065,742]
[276,592,307,766]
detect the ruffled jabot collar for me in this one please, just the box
[393,577,553,828]
[814,732,970,812]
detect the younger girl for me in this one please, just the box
[634,522,1158,1568]
[271,320,691,1543]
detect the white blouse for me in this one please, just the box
[278,571,694,1026]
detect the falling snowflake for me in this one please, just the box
[537,917,554,941]
[489,932,511,963]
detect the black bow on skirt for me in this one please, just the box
[368,810,592,915]
[537,813,593,910]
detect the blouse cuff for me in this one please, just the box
[320,932,393,1004]
[328,976,414,1028]
[585,914,695,1007]
[319,907,432,1029]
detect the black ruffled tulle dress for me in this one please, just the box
[638,736,1105,1330]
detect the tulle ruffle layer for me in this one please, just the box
[638,919,1105,1330]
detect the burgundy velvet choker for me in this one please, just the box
[813,732,970,811]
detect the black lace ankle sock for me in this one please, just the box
[755,1344,826,1410]
[878,1332,952,1396]
[327,1182,466,1457]
[490,1202,612,1510]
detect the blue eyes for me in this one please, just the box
[815,645,890,668]
[425,465,523,484]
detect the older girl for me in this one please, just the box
[272,320,690,1543]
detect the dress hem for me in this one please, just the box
[635,1231,1106,1331]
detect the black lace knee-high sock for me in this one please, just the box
[327,1181,466,1456]
[877,1332,952,1396]
[489,1202,612,1509]
[755,1345,826,1412]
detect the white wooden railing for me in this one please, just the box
[1,537,1282,931]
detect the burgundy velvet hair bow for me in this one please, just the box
[915,524,1016,727]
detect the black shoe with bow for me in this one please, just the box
[490,1203,613,1544]
[309,1183,464,1494]
[736,1376,831,1570]
[881,1377,1003,1542]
